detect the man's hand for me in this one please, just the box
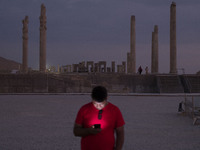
[88,126,101,135]
[73,123,101,137]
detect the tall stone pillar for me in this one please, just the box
[39,4,47,72]
[122,61,126,73]
[151,25,158,73]
[112,61,115,73]
[170,2,177,74]
[22,16,29,73]
[127,15,136,74]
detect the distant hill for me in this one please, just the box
[0,56,22,72]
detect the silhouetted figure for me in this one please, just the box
[178,102,184,112]
[145,66,149,74]
[138,66,143,74]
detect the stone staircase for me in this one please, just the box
[183,75,200,93]
[157,75,184,93]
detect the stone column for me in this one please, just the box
[39,4,47,72]
[151,25,158,73]
[22,16,29,73]
[127,15,136,74]
[170,2,177,74]
[72,64,78,72]
[122,61,126,73]
[94,63,99,73]
[127,52,130,73]
[87,61,94,72]
[99,61,106,73]
[112,61,115,73]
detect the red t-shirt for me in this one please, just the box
[75,102,125,150]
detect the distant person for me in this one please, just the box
[73,86,125,150]
[178,101,184,112]
[138,66,143,74]
[145,66,149,74]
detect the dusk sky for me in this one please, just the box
[0,0,200,74]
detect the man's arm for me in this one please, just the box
[73,123,101,137]
[115,126,124,150]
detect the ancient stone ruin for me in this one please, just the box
[39,4,47,72]
[170,2,177,74]
[20,2,179,75]
[22,16,28,73]
[0,2,199,94]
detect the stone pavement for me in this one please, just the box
[0,94,200,150]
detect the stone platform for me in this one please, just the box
[0,73,200,93]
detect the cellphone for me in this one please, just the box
[94,124,101,129]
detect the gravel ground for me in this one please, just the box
[0,94,199,150]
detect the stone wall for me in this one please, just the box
[0,73,199,93]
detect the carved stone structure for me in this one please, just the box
[112,61,115,73]
[170,2,177,74]
[78,62,87,72]
[127,15,136,74]
[22,16,29,73]
[127,53,130,72]
[39,4,47,72]
[94,63,99,73]
[117,62,126,73]
[57,65,60,73]
[73,64,79,72]
[151,25,159,73]
[122,61,126,73]
[64,61,126,74]
[72,62,88,73]
[107,67,111,73]
[99,61,106,73]
[87,61,94,72]
[48,66,56,72]
[66,65,72,72]
[61,65,72,73]
[117,65,122,73]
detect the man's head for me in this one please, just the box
[91,86,107,102]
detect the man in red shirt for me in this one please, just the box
[73,86,125,150]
